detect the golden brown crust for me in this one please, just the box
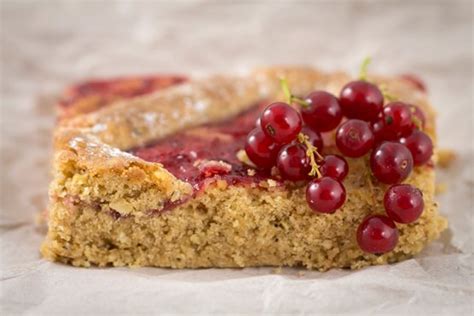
[42,66,447,270]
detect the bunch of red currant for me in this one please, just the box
[245,79,348,214]
[244,59,434,255]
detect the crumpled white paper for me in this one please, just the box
[1,1,472,315]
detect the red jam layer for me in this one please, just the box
[58,75,187,111]
[399,74,427,93]
[131,102,278,191]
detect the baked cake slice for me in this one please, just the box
[41,66,447,270]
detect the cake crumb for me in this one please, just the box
[267,179,277,187]
[270,166,279,177]
[438,149,456,168]
[247,169,256,176]
[321,240,333,249]
[196,160,232,177]
[216,179,228,189]
[236,149,256,168]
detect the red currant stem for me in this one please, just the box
[412,116,423,130]
[359,56,372,81]
[410,107,423,130]
[297,133,322,178]
[279,77,310,108]
[291,96,310,107]
[358,57,397,101]
[379,83,397,102]
[280,78,293,104]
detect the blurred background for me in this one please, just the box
[0,1,472,313]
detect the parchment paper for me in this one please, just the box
[1,1,472,315]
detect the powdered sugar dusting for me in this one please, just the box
[143,112,158,128]
[183,96,194,109]
[69,136,86,149]
[171,110,180,120]
[194,100,208,112]
[91,123,107,133]
[69,136,137,159]
[102,145,137,158]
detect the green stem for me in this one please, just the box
[279,77,310,108]
[411,116,423,130]
[379,84,397,102]
[359,56,372,81]
[280,78,292,104]
[291,96,310,107]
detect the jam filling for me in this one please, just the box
[130,102,278,191]
[58,75,187,111]
[399,74,427,92]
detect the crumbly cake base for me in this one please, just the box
[41,66,447,270]
[42,159,446,271]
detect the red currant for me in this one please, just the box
[306,176,346,213]
[276,143,311,181]
[384,184,424,223]
[357,215,399,254]
[400,130,433,166]
[245,128,280,169]
[336,119,375,157]
[372,118,388,144]
[260,102,302,144]
[301,126,324,152]
[340,80,384,122]
[320,155,349,181]
[383,102,414,137]
[370,142,414,184]
[301,91,343,132]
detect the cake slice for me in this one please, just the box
[41,67,447,270]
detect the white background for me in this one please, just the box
[1,1,472,315]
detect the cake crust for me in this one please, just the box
[42,67,447,270]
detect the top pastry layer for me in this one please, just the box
[51,67,435,206]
